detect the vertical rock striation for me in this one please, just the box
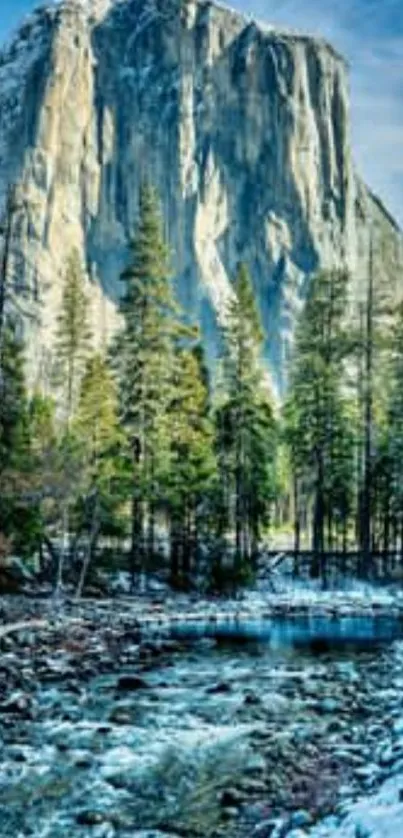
[0,0,401,391]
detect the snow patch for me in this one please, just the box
[310,771,403,838]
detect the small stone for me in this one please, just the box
[75,756,93,769]
[109,707,132,724]
[355,764,378,780]
[253,818,282,837]
[240,778,267,794]
[244,691,261,706]
[318,698,340,714]
[116,675,148,692]
[0,691,32,716]
[245,753,266,775]
[222,806,239,820]
[220,788,243,807]
[9,747,27,762]
[379,746,395,766]
[206,681,232,694]
[393,719,403,736]
[290,810,312,829]
[76,811,105,826]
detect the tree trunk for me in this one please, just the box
[130,437,143,591]
[130,492,143,590]
[182,508,192,588]
[400,512,403,571]
[147,500,155,569]
[312,456,325,583]
[43,535,59,586]
[382,493,391,578]
[76,493,100,599]
[235,456,243,567]
[170,515,181,588]
[293,474,301,578]
[361,241,374,578]
[54,505,69,594]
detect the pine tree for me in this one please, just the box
[54,249,92,424]
[73,353,124,596]
[168,343,217,588]
[113,182,180,586]
[285,269,352,582]
[0,324,36,561]
[51,249,92,589]
[218,262,276,579]
[0,325,28,472]
[384,301,403,565]
[75,354,121,476]
[353,241,392,576]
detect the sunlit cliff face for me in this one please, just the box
[0,0,402,392]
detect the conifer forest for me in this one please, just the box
[1,183,402,593]
[1,2,403,838]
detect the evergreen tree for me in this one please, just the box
[0,325,28,472]
[73,353,124,595]
[74,354,122,477]
[113,182,179,586]
[168,344,217,588]
[384,301,403,565]
[353,242,392,576]
[54,249,92,424]
[0,324,39,561]
[52,249,92,589]
[218,262,276,578]
[285,269,352,582]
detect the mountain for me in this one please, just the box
[0,0,402,392]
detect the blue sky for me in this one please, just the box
[1,0,402,226]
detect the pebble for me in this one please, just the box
[289,811,312,829]
[1,595,403,838]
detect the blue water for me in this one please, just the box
[169,614,403,649]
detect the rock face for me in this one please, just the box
[0,0,402,392]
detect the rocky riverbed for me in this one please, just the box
[1,595,403,838]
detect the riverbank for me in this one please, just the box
[1,592,403,837]
[3,582,403,634]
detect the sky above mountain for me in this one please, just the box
[1,0,402,226]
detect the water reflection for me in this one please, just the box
[169,614,403,650]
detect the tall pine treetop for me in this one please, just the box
[233,262,264,347]
[120,182,173,313]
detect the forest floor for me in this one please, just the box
[1,591,403,838]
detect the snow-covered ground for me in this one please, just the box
[308,773,403,838]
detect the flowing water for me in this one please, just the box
[2,614,403,837]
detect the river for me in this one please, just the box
[1,602,403,837]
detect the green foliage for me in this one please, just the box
[73,353,127,540]
[168,343,218,587]
[113,182,183,579]
[0,328,46,559]
[0,325,28,471]
[216,262,277,574]
[285,270,352,566]
[6,187,401,593]
[53,249,92,422]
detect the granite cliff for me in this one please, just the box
[0,0,402,391]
